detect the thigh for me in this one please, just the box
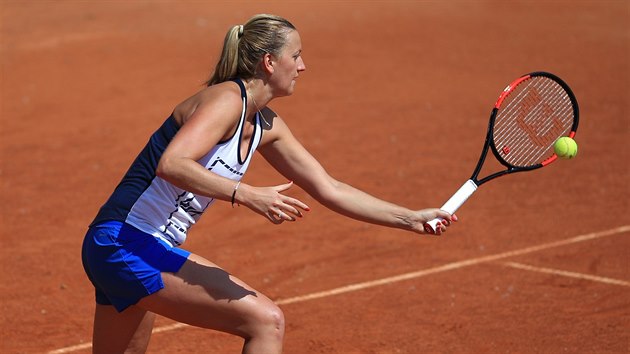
[93,304,155,354]
[82,221,190,312]
[136,253,279,337]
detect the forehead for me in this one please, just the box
[281,30,302,53]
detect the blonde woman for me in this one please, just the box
[82,14,456,354]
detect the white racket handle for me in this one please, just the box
[424,179,478,234]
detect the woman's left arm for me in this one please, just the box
[258,112,455,235]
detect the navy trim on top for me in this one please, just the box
[90,115,180,227]
[230,78,258,166]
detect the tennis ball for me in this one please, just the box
[554,137,578,159]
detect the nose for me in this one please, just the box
[297,57,306,72]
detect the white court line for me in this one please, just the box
[501,261,630,287]
[274,225,629,305]
[47,225,629,354]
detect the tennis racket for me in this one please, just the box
[424,71,579,234]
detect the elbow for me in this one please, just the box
[309,179,343,206]
[155,156,175,181]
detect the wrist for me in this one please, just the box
[231,181,253,208]
[397,209,416,231]
[231,181,241,207]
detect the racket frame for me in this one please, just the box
[424,71,579,234]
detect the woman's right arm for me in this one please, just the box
[155,85,245,202]
[156,85,309,224]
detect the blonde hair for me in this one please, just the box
[207,14,296,86]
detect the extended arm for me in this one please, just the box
[257,112,455,235]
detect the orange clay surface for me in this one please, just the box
[1,1,628,353]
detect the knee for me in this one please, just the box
[272,307,285,333]
[263,305,286,336]
[249,304,285,339]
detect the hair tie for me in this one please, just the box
[238,25,244,38]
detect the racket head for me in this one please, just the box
[490,72,579,170]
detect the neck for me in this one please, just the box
[244,79,272,127]
[244,79,272,110]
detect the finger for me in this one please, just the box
[273,180,294,193]
[270,206,297,222]
[270,200,297,221]
[276,209,295,222]
[424,221,441,235]
[285,197,310,212]
[280,199,310,218]
[268,211,285,224]
[272,182,311,213]
[435,210,453,221]
[281,206,301,219]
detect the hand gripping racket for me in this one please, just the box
[424,72,579,234]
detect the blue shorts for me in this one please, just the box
[81,221,190,312]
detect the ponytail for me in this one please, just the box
[206,14,296,86]
[207,25,241,86]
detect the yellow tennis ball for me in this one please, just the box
[554,137,578,159]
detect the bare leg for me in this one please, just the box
[137,253,285,354]
[92,304,155,354]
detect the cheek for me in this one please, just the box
[281,67,295,81]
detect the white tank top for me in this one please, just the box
[91,79,263,246]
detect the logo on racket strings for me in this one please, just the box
[516,88,563,147]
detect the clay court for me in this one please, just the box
[1,1,628,353]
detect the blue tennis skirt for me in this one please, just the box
[81,221,190,312]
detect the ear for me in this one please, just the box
[261,52,275,74]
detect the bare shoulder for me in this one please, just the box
[259,106,292,144]
[173,81,243,126]
[259,106,280,130]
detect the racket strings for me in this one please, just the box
[495,79,572,165]
[499,92,572,164]
[493,77,574,167]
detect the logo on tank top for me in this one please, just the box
[208,157,244,176]
[161,192,210,245]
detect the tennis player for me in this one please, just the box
[81,14,456,354]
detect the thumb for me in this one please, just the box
[437,210,458,222]
[273,180,294,192]
[434,209,453,221]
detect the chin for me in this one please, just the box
[286,82,297,95]
[275,82,296,98]
[281,87,296,97]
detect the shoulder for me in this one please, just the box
[259,106,279,130]
[260,106,292,133]
[174,81,243,125]
[208,80,243,104]
[259,106,295,145]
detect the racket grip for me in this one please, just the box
[424,179,478,234]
